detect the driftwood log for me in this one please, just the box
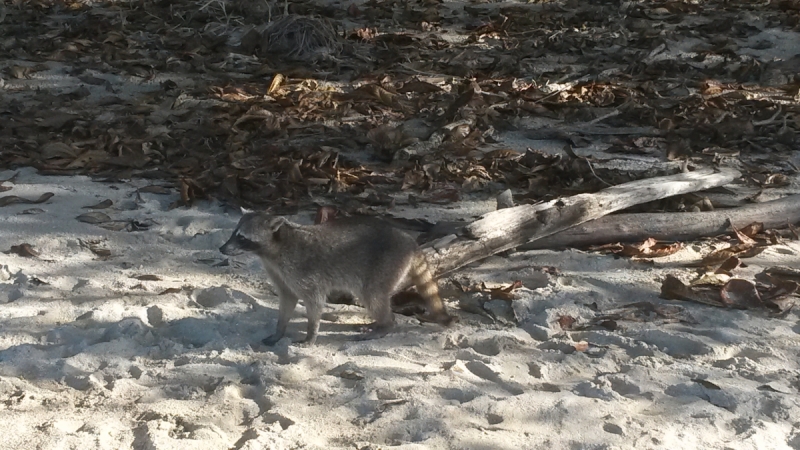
[421,167,741,277]
[519,194,800,250]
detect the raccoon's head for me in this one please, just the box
[219,213,289,256]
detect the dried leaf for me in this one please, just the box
[619,238,682,258]
[720,279,761,309]
[90,247,112,258]
[573,341,589,352]
[138,185,172,195]
[730,222,756,246]
[693,379,722,390]
[267,73,285,95]
[489,280,523,301]
[159,287,184,295]
[7,243,39,257]
[715,256,741,274]
[315,206,338,224]
[692,272,731,287]
[0,192,54,207]
[739,222,764,238]
[557,315,576,330]
[699,244,753,267]
[76,212,111,224]
[133,274,161,281]
[660,275,694,300]
[661,274,725,307]
[19,208,45,215]
[83,199,113,209]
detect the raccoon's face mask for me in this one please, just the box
[219,213,287,256]
[219,230,261,256]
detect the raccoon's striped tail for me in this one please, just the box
[410,253,458,326]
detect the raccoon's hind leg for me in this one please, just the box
[301,293,325,346]
[356,293,395,341]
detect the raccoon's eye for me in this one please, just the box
[235,232,261,250]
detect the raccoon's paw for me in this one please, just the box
[354,322,393,341]
[298,334,318,347]
[416,312,459,327]
[262,333,284,346]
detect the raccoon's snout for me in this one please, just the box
[220,232,262,256]
[220,238,245,256]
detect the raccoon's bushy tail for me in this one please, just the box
[410,253,458,326]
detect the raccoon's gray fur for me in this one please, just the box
[220,212,456,345]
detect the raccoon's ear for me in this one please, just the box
[269,217,288,235]
[240,206,253,215]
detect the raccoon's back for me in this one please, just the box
[322,217,416,257]
[284,217,418,281]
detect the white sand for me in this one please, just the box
[1,167,799,450]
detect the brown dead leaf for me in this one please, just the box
[78,238,111,259]
[351,28,378,41]
[287,162,304,183]
[36,111,80,130]
[65,150,108,169]
[401,169,428,191]
[557,315,576,330]
[138,185,173,195]
[267,73,285,95]
[587,242,624,253]
[398,80,442,94]
[76,212,111,224]
[661,275,695,300]
[730,222,756,246]
[422,188,461,204]
[133,274,161,281]
[232,106,280,131]
[619,238,682,258]
[0,192,54,207]
[159,287,184,295]
[180,178,192,203]
[693,379,722,390]
[573,341,589,352]
[763,174,790,187]
[367,124,409,153]
[661,274,725,307]
[758,273,798,313]
[762,266,800,281]
[7,243,39,257]
[715,256,741,274]
[315,206,338,224]
[699,243,753,267]
[489,280,523,301]
[90,247,111,258]
[739,222,764,238]
[720,279,761,309]
[692,271,731,287]
[83,199,113,209]
[738,245,768,259]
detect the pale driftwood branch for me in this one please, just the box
[520,194,800,250]
[422,167,741,277]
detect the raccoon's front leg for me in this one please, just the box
[263,292,298,346]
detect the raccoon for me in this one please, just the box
[220,212,456,345]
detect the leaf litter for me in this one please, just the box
[1,0,800,447]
